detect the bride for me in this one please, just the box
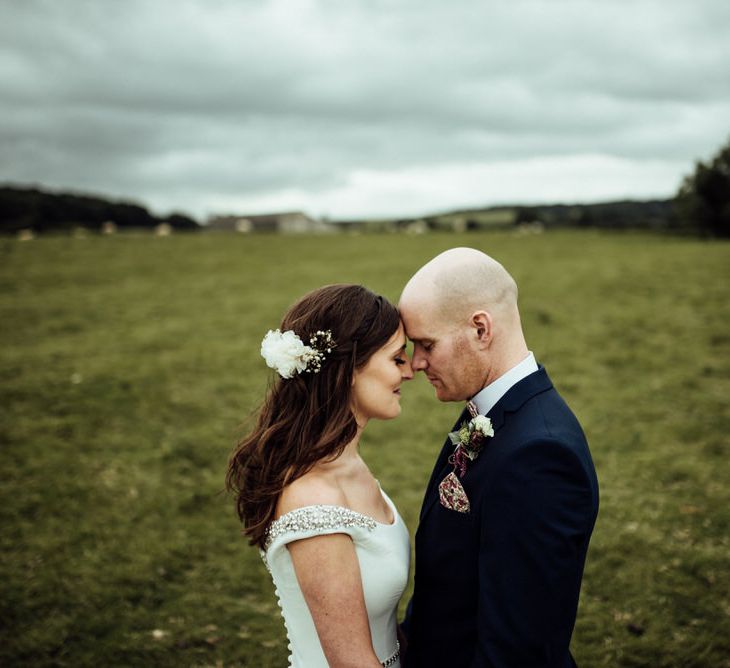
[226,284,413,667]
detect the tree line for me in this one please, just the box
[674,135,730,238]
[429,135,729,238]
[1,136,727,237]
[0,185,198,234]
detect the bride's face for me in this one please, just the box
[351,323,413,424]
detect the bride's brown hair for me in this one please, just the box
[226,284,401,549]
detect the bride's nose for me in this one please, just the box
[401,355,414,380]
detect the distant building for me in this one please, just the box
[405,219,429,235]
[206,211,333,234]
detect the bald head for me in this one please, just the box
[400,247,519,324]
[399,248,528,399]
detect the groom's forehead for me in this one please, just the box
[405,310,441,334]
[406,323,438,343]
[408,304,453,331]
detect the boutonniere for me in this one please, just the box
[447,414,494,477]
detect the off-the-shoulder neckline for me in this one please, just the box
[273,485,397,528]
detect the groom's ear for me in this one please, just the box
[471,311,493,347]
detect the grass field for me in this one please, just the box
[1,229,729,667]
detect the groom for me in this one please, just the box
[399,248,599,667]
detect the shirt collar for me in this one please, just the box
[470,352,539,416]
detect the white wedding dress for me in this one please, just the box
[262,487,409,667]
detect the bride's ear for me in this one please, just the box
[471,311,493,347]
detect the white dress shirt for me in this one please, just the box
[470,352,539,416]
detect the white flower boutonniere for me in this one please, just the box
[447,413,494,477]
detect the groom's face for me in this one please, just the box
[401,305,484,402]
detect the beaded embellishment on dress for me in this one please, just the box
[381,640,400,667]
[263,505,377,553]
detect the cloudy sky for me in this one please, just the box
[1,0,728,221]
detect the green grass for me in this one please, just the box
[1,230,729,667]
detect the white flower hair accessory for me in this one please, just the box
[260,329,336,379]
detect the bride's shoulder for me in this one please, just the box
[276,471,347,519]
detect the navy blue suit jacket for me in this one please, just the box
[403,367,599,667]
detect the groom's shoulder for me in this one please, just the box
[526,387,585,437]
[499,377,587,450]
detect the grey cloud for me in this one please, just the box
[1,0,728,217]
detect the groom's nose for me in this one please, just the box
[411,347,428,371]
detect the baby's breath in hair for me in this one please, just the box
[304,330,336,374]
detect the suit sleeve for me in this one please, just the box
[470,439,594,667]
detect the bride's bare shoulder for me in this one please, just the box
[276,470,348,519]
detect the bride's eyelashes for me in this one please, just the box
[395,357,407,366]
